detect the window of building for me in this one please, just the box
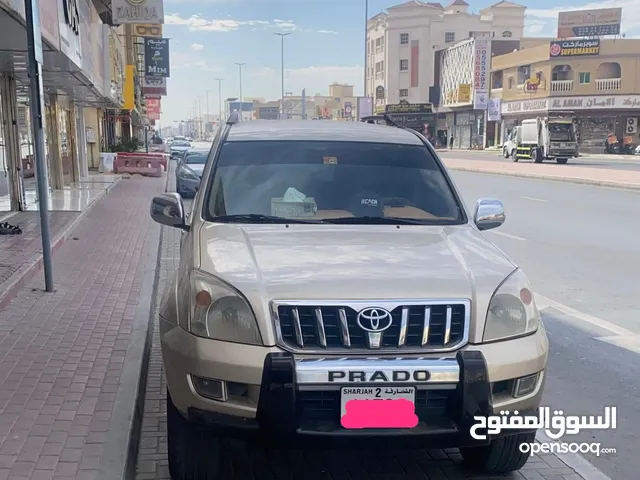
[400,33,409,45]
[399,89,409,97]
[579,72,591,84]
[445,32,455,43]
[400,59,409,71]
[502,31,513,38]
[508,77,515,89]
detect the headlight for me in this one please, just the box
[483,269,540,342]
[189,270,262,345]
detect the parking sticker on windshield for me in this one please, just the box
[323,156,338,164]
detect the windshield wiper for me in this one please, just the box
[324,216,436,225]
[212,214,323,224]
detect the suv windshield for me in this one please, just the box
[185,152,207,164]
[173,141,191,147]
[206,141,463,224]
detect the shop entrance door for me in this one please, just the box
[0,74,25,212]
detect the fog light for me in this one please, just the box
[513,373,539,398]
[192,375,227,401]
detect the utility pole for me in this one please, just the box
[215,78,223,122]
[274,33,291,118]
[25,0,53,291]
[204,90,212,137]
[235,62,245,119]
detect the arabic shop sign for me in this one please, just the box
[144,37,170,77]
[557,8,621,38]
[550,39,600,58]
[549,95,640,110]
[385,103,432,114]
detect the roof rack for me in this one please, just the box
[226,111,240,125]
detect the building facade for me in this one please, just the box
[366,0,526,112]
[0,0,156,213]
[491,38,640,152]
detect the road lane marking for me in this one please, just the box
[536,294,640,339]
[595,335,640,354]
[491,231,527,241]
[522,196,548,203]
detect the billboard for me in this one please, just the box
[557,8,622,38]
[229,102,254,112]
[550,39,600,57]
[112,0,164,25]
[144,37,170,77]
[487,98,501,122]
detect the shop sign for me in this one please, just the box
[501,98,549,115]
[133,24,163,37]
[524,76,540,92]
[375,85,385,99]
[144,37,170,77]
[550,39,600,58]
[487,98,501,122]
[385,103,432,114]
[38,0,60,50]
[123,64,135,110]
[59,0,82,68]
[143,76,167,96]
[557,8,621,38]
[457,84,471,104]
[112,0,164,25]
[374,104,386,114]
[473,38,490,110]
[549,95,640,110]
[146,97,161,120]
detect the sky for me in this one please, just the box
[159,0,640,125]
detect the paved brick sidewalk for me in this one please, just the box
[443,158,640,190]
[134,184,594,480]
[0,212,78,306]
[0,175,164,480]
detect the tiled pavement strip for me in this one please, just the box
[134,168,596,480]
[0,174,164,480]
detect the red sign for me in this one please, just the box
[147,98,161,120]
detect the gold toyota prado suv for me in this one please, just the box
[150,113,549,480]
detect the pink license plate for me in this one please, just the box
[340,387,418,429]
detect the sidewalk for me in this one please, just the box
[443,158,640,190]
[0,174,164,479]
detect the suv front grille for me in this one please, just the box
[274,301,468,352]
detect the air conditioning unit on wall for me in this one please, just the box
[626,117,638,134]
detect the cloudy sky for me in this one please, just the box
[159,0,639,125]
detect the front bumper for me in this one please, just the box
[161,319,547,445]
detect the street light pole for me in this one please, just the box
[215,78,223,122]
[205,89,212,137]
[235,62,245,119]
[274,33,291,118]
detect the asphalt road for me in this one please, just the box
[451,170,640,480]
[440,149,640,172]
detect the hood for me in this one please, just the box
[183,164,204,176]
[197,224,516,343]
[172,145,190,151]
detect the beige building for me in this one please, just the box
[490,39,640,152]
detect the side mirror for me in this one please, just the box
[150,193,188,230]
[474,198,505,231]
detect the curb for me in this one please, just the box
[446,166,640,191]
[101,171,172,480]
[0,177,121,309]
[536,430,612,480]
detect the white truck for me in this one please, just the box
[510,116,578,164]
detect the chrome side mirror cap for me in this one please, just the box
[150,193,188,230]
[474,197,505,231]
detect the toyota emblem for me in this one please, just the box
[356,307,393,332]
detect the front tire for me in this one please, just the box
[510,149,518,162]
[503,146,509,158]
[532,148,543,163]
[460,432,535,474]
[167,390,221,480]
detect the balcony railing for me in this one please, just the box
[551,80,574,92]
[595,78,621,91]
